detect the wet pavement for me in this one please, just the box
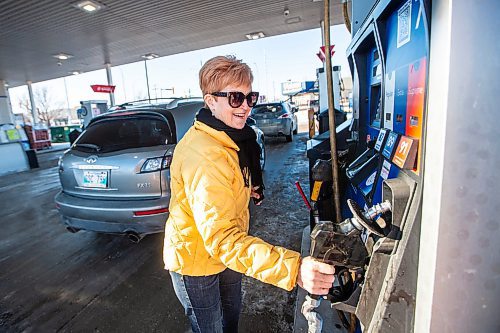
[0,129,311,332]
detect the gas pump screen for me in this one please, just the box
[382,132,399,160]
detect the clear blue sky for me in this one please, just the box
[9,25,351,113]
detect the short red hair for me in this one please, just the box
[199,55,253,96]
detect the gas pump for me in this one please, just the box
[301,0,431,332]
[77,100,108,128]
[306,64,355,228]
[70,100,108,144]
[316,66,347,134]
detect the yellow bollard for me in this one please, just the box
[308,108,315,139]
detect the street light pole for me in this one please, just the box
[144,60,151,102]
[63,77,71,123]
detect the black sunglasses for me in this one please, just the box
[211,91,259,108]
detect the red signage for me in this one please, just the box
[316,45,335,62]
[91,84,116,93]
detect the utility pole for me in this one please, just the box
[144,60,151,102]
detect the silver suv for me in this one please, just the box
[55,100,265,242]
[250,102,298,142]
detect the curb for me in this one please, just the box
[36,143,70,154]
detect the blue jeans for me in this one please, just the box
[170,268,242,333]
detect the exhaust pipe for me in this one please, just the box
[66,226,80,233]
[126,231,143,243]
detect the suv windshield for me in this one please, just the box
[252,104,284,115]
[74,116,173,153]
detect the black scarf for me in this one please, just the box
[196,108,265,204]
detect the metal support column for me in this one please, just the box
[105,63,115,106]
[0,80,14,124]
[27,81,38,125]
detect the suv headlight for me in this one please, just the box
[140,155,172,173]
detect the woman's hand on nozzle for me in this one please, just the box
[296,256,335,295]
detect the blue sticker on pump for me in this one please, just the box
[382,132,399,159]
[359,171,377,197]
[375,129,389,152]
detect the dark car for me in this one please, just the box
[55,99,265,242]
[250,102,298,142]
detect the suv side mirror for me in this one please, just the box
[292,107,298,113]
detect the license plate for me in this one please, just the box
[82,170,108,188]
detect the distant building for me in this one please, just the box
[341,76,353,112]
[281,81,318,110]
[51,107,80,125]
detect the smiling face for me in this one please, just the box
[204,83,252,129]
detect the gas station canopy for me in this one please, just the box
[0,0,345,88]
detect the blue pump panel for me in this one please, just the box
[385,0,427,73]
[383,0,428,137]
[392,68,409,134]
[371,159,399,204]
[346,0,430,210]
[366,47,383,143]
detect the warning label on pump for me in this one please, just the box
[381,160,391,180]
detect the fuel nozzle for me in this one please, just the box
[310,159,333,224]
[295,159,334,224]
[311,159,333,186]
[345,199,392,237]
[309,199,393,270]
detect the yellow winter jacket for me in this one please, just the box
[163,121,301,291]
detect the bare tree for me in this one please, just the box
[34,87,62,126]
[16,94,33,124]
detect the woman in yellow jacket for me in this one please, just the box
[163,55,335,333]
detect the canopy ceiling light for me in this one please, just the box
[69,70,82,75]
[245,32,265,40]
[285,16,302,24]
[141,53,159,60]
[53,53,73,60]
[75,0,104,13]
